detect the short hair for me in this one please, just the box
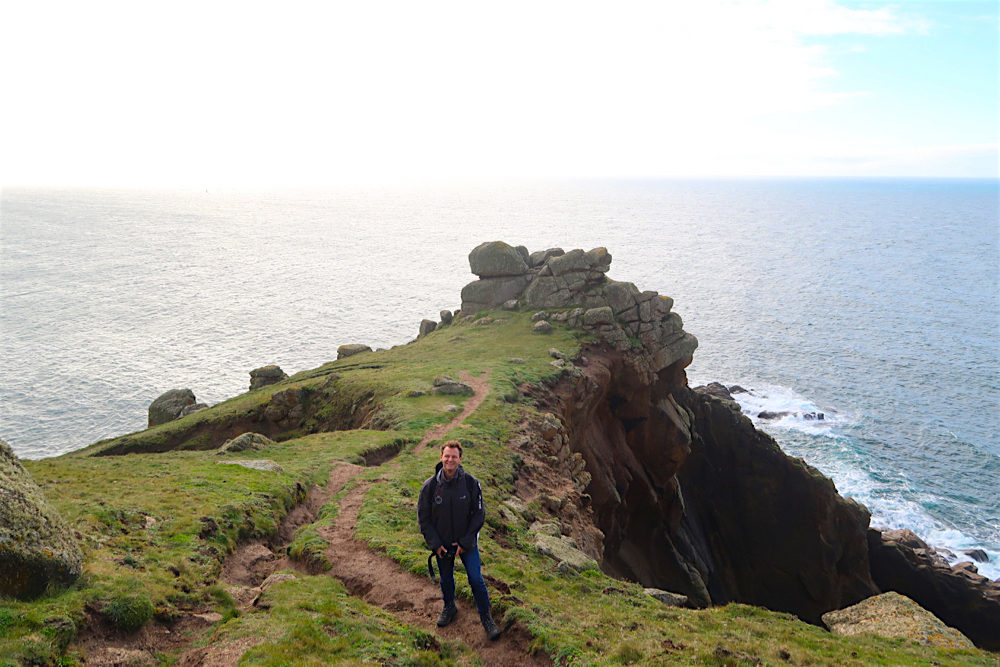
[440,440,463,456]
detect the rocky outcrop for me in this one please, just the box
[217,432,276,454]
[644,588,688,607]
[249,365,288,391]
[692,382,736,403]
[867,528,1000,650]
[337,344,371,359]
[757,410,825,421]
[0,439,83,599]
[460,242,697,374]
[148,389,198,427]
[541,346,876,623]
[430,376,473,396]
[535,330,996,646]
[528,520,600,573]
[822,592,974,649]
[469,241,529,277]
[180,402,208,418]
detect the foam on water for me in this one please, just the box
[723,381,1000,580]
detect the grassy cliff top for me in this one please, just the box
[3,312,993,665]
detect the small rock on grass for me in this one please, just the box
[218,460,283,473]
[533,320,553,334]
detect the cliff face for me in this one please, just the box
[542,345,878,623]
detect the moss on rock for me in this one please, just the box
[0,439,83,600]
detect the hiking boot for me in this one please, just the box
[437,604,457,627]
[481,613,501,640]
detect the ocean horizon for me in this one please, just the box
[2,178,998,578]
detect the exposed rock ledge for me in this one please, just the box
[530,342,999,649]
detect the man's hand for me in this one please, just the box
[455,543,465,556]
[436,545,448,558]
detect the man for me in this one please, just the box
[417,440,501,640]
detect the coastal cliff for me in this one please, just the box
[534,347,877,622]
[2,242,997,665]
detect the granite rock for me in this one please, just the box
[0,439,83,599]
[148,389,197,427]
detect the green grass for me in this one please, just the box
[200,574,469,666]
[4,312,995,665]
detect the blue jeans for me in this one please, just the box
[436,545,491,618]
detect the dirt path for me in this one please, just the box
[181,368,549,666]
[321,478,547,666]
[413,370,492,455]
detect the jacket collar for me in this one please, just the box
[437,464,465,485]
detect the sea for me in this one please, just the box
[2,180,998,579]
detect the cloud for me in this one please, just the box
[0,1,961,184]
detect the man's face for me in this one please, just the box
[440,446,462,476]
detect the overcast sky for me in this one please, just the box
[1,0,997,186]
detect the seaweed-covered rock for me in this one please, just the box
[0,439,83,599]
[148,388,196,427]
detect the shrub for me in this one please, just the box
[104,592,153,632]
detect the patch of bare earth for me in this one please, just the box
[71,609,222,667]
[178,463,362,667]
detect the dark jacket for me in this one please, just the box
[417,464,485,553]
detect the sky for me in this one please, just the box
[1,0,997,186]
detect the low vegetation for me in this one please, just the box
[2,312,994,665]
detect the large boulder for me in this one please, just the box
[430,376,473,395]
[460,275,531,313]
[218,432,276,454]
[529,247,565,268]
[249,365,288,391]
[468,241,529,278]
[337,344,372,359]
[693,382,736,402]
[0,439,83,599]
[148,388,197,427]
[822,592,974,649]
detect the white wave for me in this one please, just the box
[726,382,853,437]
